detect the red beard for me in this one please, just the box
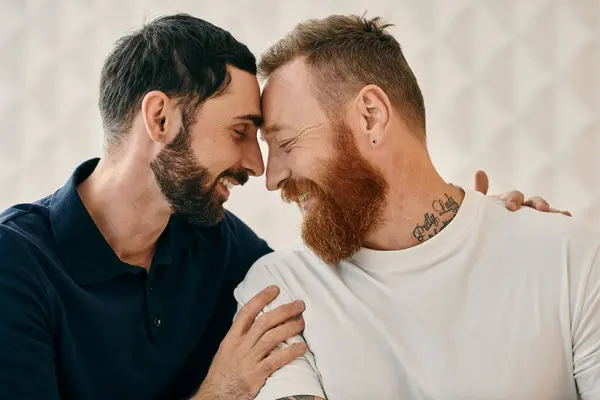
[281,121,388,265]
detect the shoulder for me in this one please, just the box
[0,197,56,262]
[0,197,58,300]
[1,196,51,220]
[0,223,53,317]
[0,195,53,242]
[197,210,273,283]
[216,210,271,251]
[234,246,331,307]
[477,191,588,242]
[0,199,52,271]
[250,246,327,272]
[191,209,272,257]
[476,192,600,278]
[0,198,57,271]
[218,210,259,235]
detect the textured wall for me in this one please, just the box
[0,0,598,249]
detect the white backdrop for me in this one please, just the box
[0,0,598,249]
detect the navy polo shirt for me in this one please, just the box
[0,159,272,400]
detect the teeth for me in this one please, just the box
[219,178,234,189]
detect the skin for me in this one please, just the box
[260,58,476,252]
[78,67,306,400]
[78,63,566,400]
[78,66,265,270]
[259,57,570,400]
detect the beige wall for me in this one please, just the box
[0,0,598,249]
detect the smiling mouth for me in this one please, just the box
[298,193,315,211]
[217,177,239,201]
[219,177,237,189]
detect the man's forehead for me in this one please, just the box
[262,61,313,102]
[260,88,293,139]
[259,60,325,138]
[219,65,261,110]
[261,77,303,116]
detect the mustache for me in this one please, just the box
[280,178,321,203]
[217,169,249,186]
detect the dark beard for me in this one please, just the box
[281,121,388,265]
[150,125,248,226]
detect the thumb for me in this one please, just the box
[474,170,489,195]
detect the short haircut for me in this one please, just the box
[259,14,426,136]
[99,13,256,149]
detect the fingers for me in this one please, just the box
[473,173,569,217]
[251,315,306,360]
[244,300,305,348]
[514,196,572,216]
[523,196,550,212]
[231,285,280,336]
[523,197,571,216]
[550,207,572,217]
[258,342,308,379]
[474,170,489,195]
[499,190,525,211]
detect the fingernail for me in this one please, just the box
[295,300,305,310]
[268,285,278,293]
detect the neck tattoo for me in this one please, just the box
[412,193,460,243]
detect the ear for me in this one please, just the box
[141,91,182,145]
[354,85,391,148]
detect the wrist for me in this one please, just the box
[190,384,213,400]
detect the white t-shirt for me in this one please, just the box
[234,190,600,400]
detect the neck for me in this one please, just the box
[363,159,465,252]
[77,153,171,270]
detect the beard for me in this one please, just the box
[150,123,248,227]
[281,121,388,265]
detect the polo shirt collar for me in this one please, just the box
[49,158,195,286]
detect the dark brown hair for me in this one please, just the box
[99,14,256,150]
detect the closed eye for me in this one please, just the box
[234,129,247,138]
[278,139,294,152]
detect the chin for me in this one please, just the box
[178,203,225,227]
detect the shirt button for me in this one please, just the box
[153,317,161,327]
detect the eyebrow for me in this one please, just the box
[236,114,264,127]
[259,123,284,138]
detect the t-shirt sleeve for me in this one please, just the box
[234,257,326,400]
[572,243,600,399]
[0,230,60,399]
